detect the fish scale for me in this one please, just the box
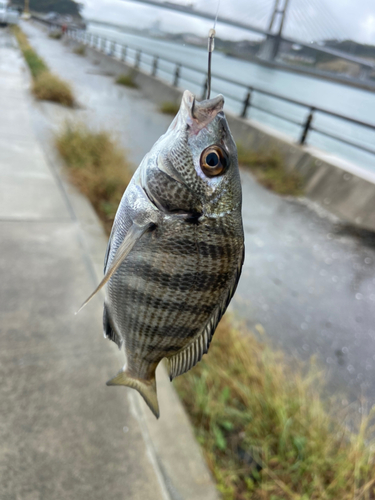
[83,90,244,418]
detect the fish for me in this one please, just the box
[83,90,244,418]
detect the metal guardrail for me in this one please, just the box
[38,18,375,158]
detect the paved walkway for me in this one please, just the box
[0,27,217,500]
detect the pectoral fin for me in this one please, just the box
[77,222,155,313]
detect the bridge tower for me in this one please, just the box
[258,0,290,61]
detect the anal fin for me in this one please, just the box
[168,308,219,381]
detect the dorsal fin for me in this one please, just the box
[168,246,244,380]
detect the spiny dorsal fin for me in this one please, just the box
[168,246,244,380]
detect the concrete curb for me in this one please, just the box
[65,35,375,233]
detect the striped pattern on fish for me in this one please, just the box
[106,213,243,375]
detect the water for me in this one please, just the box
[87,22,375,173]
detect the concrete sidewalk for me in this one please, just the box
[0,28,218,500]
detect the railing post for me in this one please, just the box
[101,37,106,52]
[151,55,158,76]
[135,49,141,69]
[299,107,314,145]
[111,40,116,57]
[173,64,181,87]
[241,88,252,118]
[122,45,127,61]
[201,77,208,100]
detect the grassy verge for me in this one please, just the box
[49,31,62,40]
[160,101,180,115]
[12,25,74,107]
[73,44,86,56]
[55,124,132,232]
[237,144,303,196]
[174,318,375,500]
[115,73,138,88]
[32,72,74,106]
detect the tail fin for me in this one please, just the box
[107,370,160,419]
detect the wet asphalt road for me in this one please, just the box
[19,22,375,405]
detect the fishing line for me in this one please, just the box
[206,0,221,100]
[213,0,221,30]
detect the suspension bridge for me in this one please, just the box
[122,0,374,78]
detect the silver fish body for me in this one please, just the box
[100,90,244,418]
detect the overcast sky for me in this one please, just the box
[81,0,375,45]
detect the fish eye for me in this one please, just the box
[200,146,228,177]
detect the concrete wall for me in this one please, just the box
[68,38,375,232]
[228,117,375,231]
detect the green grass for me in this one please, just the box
[73,44,86,56]
[237,144,303,197]
[12,26,48,78]
[55,124,132,232]
[160,101,180,115]
[115,73,138,88]
[12,25,74,107]
[22,47,48,78]
[174,317,375,500]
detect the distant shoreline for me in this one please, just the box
[234,53,375,94]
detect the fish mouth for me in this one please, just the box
[181,90,224,130]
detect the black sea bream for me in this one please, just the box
[86,90,244,418]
